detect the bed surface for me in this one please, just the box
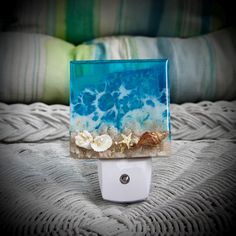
[0,101,235,235]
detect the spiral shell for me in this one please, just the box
[137,131,168,147]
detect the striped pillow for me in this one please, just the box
[8,0,227,44]
[0,32,74,103]
[75,27,236,103]
[0,27,235,104]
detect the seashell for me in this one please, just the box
[118,133,132,149]
[75,130,93,149]
[137,131,168,147]
[91,134,113,152]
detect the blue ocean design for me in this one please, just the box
[70,60,170,136]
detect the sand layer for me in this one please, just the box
[70,131,171,159]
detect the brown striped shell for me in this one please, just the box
[137,131,168,147]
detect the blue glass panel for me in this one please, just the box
[70,59,170,159]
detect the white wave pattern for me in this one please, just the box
[71,67,169,134]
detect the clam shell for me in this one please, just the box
[75,130,93,149]
[138,131,168,147]
[91,134,113,152]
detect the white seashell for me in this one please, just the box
[91,134,112,152]
[75,130,93,149]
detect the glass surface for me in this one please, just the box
[70,59,171,159]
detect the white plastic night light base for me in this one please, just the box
[97,158,152,203]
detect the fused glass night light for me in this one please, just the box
[70,59,170,159]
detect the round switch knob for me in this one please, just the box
[120,174,130,184]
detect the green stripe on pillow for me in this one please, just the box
[8,0,228,44]
[66,0,95,43]
[43,37,74,104]
[55,0,66,40]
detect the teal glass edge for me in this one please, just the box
[70,59,171,159]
